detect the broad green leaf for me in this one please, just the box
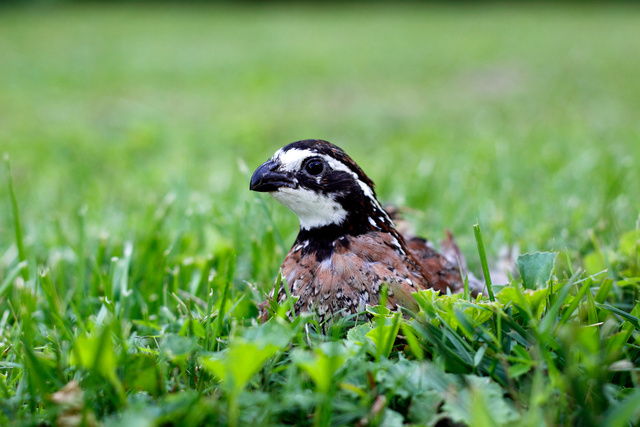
[71,325,117,382]
[407,391,441,424]
[497,286,548,318]
[200,338,279,394]
[199,321,292,394]
[346,322,373,345]
[293,341,355,393]
[365,305,392,316]
[367,313,401,359]
[241,319,295,348]
[380,409,404,427]
[469,387,501,427]
[443,375,520,426]
[517,251,557,290]
[459,302,495,325]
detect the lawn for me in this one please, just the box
[1,3,639,426]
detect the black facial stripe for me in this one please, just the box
[295,169,354,196]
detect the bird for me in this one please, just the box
[250,139,473,324]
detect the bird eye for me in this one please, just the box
[304,159,325,176]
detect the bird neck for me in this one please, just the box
[292,202,408,262]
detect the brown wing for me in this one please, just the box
[384,206,464,294]
[405,235,465,294]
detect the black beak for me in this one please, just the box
[249,160,296,192]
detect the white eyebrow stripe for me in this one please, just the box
[281,149,377,197]
[275,148,317,172]
[276,148,358,178]
[276,148,364,181]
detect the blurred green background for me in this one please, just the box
[1,3,640,272]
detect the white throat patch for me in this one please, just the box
[271,187,348,230]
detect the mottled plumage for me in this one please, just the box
[250,139,468,323]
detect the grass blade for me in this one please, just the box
[4,154,29,282]
[473,221,494,301]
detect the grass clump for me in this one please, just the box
[2,154,639,425]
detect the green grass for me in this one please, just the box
[1,3,639,426]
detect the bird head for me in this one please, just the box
[250,139,392,234]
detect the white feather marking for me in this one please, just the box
[357,180,375,199]
[320,258,333,271]
[357,293,369,311]
[271,187,347,230]
[293,240,309,252]
[275,148,359,175]
[389,236,405,254]
[275,149,317,172]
